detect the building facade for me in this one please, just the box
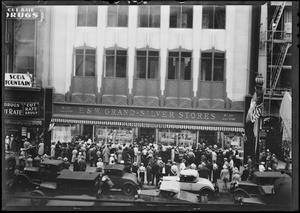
[3,3,257,155]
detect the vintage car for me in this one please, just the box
[30,169,101,206]
[234,173,292,206]
[134,179,200,206]
[7,159,65,192]
[230,171,287,200]
[160,169,215,200]
[103,164,141,196]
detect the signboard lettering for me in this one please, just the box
[4,101,39,116]
[5,73,32,88]
[6,7,43,20]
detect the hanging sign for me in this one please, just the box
[5,73,33,87]
[6,7,43,20]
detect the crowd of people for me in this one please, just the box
[5,133,281,191]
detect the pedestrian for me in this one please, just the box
[212,160,219,183]
[50,142,56,159]
[102,145,110,165]
[259,162,266,172]
[109,154,116,165]
[38,141,44,156]
[165,160,172,176]
[180,159,186,171]
[220,165,230,191]
[241,164,250,181]
[247,156,253,169]
[5,135,10,151]
[197,162,210,179]
[151,161,160,187]
[138,163,146,184]
[117,146,123,163]
[26,155,33,167]
[146,163,152,185]
[96,158,104,174]
[171,161,179,176]
[206,159,213,181]
[231,167,241,182]
[63,157,70,169]
[78,156,87,171]
[132,162,139,177]
[73,157,80,171]
[18,155,26,172]
[228,156,234,182]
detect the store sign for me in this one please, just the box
[4,101,39,116]
[53,103,244,124]
[5,73,32,88]
[6,7,43,19]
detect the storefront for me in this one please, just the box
[3,87,46,148]
[50,103,245,149]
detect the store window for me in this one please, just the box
[94,126,133,145]
[138,5,160,28]
[105,49,127,78]
[77,6,98,27]
[75,48,96,76]
[158,129,196,148]
[200,51,225,81]
[168,51,192,80]
[169,6,193,28]
[9,20,36,75]
[107,6,128,27]
[202,6,226,29]
[136,50,159,79]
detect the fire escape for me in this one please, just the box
[266,1,292,116]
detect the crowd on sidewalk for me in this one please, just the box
[5,133,283,191]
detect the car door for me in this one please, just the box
[179,176,193,192]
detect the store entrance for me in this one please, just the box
[83,125,93,141]
[139,128,156,145]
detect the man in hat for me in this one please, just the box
[63,157,70,169]
[241,164,250,181]
[220,165,230,190]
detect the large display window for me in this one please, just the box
[94,126,134,146]
[158,129,196,148]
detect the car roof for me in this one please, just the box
[104,164,125,171]
[40,159,64,166]
[180,169,199,177]
[57,171,100,181]
[254,171,285,178]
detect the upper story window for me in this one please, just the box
[75,47,96,76]
[202,6,226,29]
[168,51,192,80]
[11,20,36,75]
[200,50,225,81]
[107,6,128,27]
[136,50,159,79]
[105,49,127,78]
[77,6,98,27]
[170,6,193,28]
[138,6,160,28]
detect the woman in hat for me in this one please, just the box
[220,165,230,190]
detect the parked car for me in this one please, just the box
[230,171,287,200]
[103,164,141,196]
[234,173,292,206]
[7,159,65,192]
[160,169,215,200]
[30,169,102,206]
[134,178,200,205]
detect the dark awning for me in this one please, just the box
[51,116,244,133]
[4,119,43,126]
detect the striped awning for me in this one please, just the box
[5,119,43,126]
[50,118,244,133]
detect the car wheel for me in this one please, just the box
[30,191,47,206]
[123,184,136,196]
[199,189,214,201]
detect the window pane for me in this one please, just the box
[169,52,179,57]
[116,55,127,77]
[15,56,34,74]
[77,6,86,26]
[118,6,128,27]
[202,52,212,58]
[149,51,159,57]
[181,57,192,80]
[136,56,146,78]
[181,52,191,58]
[201,58,212,81]
[117,50,127,56]
[85,55,95,76]
[202,6,213,29]
[107,7,117,27]
[170,6,181,28]
[106,56,115,77]
[182,6,193,28]
[139,6,148,27]
[86,49,96,55]
[213,58,224,81]
[168,57,179,79]
[76,49,84,54]
[149,6,160,27]
[75,54,84,76]
[87,6,98,26]
[106,50,115,55]
[148,56,159,79]
[15,20,35,41]
[215,6,225,29]
[214,52,225,58]
[137,51,147,56]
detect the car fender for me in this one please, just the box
[233,188,252,198]
[123,182,139,191]
[13,173,40,187]
[199,186,214,194]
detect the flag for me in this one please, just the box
[48,123,55,131]
[246,92,263,123]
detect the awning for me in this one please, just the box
[4,119,43,126]
[50,117,244,133]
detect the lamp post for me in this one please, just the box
[254,73,264,163]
